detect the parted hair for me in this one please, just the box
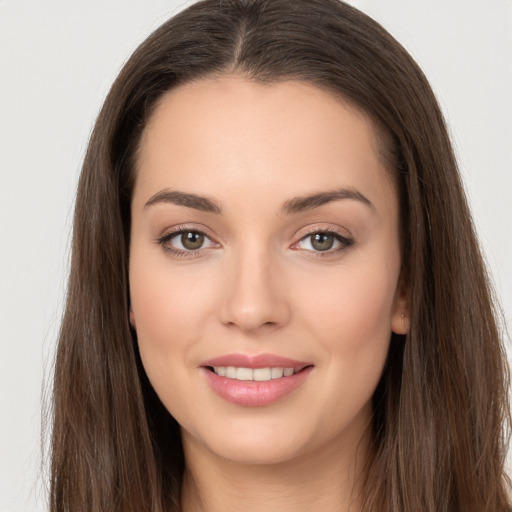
[50,1,511,511]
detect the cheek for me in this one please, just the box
[128,250,212,379]
[130,249,218,339]
[296,246,400,377]
[296,259,398,425]
[128,257,219,424]
[304,265,396,338]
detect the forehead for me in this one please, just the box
[134,75,396,212]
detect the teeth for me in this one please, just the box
[253,368,271,381]
[225,366,237,378]
[212,366,297,381]
[236,367,253,380]
[271,367,283,379]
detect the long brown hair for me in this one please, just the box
[50,1,511,510]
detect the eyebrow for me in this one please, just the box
[144,189,222,214]
[144,186,373,215]
[280,187,374,214]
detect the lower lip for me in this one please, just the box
[201,366,313,407]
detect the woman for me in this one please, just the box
[50,0,511,510]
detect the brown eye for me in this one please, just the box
[293,230,353,254]
[159,229,217,255]
[181,231,205,250]
[310,233,335,251]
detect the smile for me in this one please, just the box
[210,366,298,381]
[201,355,314,407]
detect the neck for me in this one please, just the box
[180,428,371,512]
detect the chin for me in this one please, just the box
[181,414,319,466]
[181,405,369,469]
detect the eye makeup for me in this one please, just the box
[155,222,355,260]
[291,226,354,256]
[156,224,220,258]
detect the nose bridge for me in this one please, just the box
[220,239,289,332]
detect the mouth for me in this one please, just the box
[200,356,314,407]
[206,365,310,381]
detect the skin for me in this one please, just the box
[129,75,407,512]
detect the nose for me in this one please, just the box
[219,246,290,333]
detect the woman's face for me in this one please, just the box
[129,75,405,466]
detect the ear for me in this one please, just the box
[129,305,137,329]
[391,276,409,335]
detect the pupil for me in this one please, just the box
[181,231,204,250]
[312,233,334,251]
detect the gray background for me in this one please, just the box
[1,1,511,510]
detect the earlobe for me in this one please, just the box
[129,306,137,329]
[391,294,409,335]
[391,309,409,335]
[391,277,409,335]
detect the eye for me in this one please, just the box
[175,231,207,250]
[158,228,218,255]
[294,230,353,253]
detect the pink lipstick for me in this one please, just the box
[200,353,313,407]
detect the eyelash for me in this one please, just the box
[156,226,354,258]
[292,227,354,256]
[157,226,219,258]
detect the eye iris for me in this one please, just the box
[311,233,334,251]
[181,231,204,250]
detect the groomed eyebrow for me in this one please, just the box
[281,187,374,215]
[144,187,372,215]
[144,189,222,214]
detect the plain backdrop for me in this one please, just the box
[0,1,511,511]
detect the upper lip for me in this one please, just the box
[201,353,312,370]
